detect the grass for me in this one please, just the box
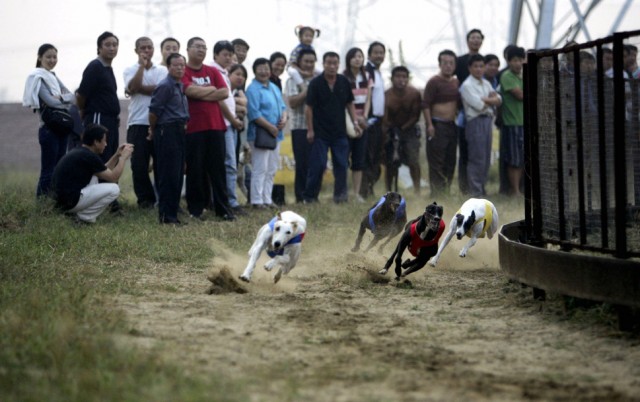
[0,171,249,401]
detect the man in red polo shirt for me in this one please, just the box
[182,37,235,221]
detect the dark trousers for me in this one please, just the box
[457,125,468,195]
[154,122,185,222]
[37,125,68,197]
[360,119,384,198]
[291,129,312,202]
[185,130,231,217]
[426,120,458,196]
[498,126,510,195]
[303,135,349,203]
[127,124,156,207]
[83,113,119,163]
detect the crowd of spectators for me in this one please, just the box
[22,27,640,224]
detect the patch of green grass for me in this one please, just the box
[0,172,246,401]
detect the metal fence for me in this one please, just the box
[524,30,640,258]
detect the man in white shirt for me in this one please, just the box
[123,37,167,208]
[211,40,245,214]
[361,41,386,198]
[460,54,501,197]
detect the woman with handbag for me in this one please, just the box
[343,47,372,203]
[23,43,76,197]
[245,58,288,209]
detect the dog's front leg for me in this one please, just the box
[378,225,403,253]
[428,224,456,267]
[364,234,383,252]
[351,222,368,252]
[402,248,432,277]
[240,227,270,282]
[459,235,478,257]
[272,245,301,283]
[240,250,262,282]
[381,232,409,275]
[379,245,398,275]
[393,246,407,280]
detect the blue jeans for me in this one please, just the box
[37,125,68,197]
[303,135,349,203]
[224,125,239,207]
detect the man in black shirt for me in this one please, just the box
[77,31,121,164]
[303,51,360,203]
[52,124,133,223]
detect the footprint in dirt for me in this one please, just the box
[206,266,248,295]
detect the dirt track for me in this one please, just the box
[114,229,640,401]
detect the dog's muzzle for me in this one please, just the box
[426,215,441,232]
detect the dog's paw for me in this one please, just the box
[351,247,359,253]
[264,260,275,271]
[459,250,467,258]
[427,258,437,267]
[378,268,389,275]
[239,275,251,283]
[274,270,282,284]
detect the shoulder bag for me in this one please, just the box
[40,104,74,136]
[254,126,277,150]
[345,109,357,138]
[254,84,282,150]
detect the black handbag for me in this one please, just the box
[254,125,277,150]
[40,105,74,136]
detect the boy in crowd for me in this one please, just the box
[500,46,525,197]
[460,54,501,197]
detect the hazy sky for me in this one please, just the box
[2,0,638,103]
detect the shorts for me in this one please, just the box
[501,125,524,168]
[385,126,420,168]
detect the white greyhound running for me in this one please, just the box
[239,211,307,283]
[428,198,499,267]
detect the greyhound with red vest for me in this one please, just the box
[379,202,445,280]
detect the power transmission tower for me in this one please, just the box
[448,0,469,54]
[107,0,207,38]
[508,0,635,49]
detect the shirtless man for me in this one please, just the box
[382,66,422,194]
[422,50,460,196]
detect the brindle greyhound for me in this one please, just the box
[351,191,407,253]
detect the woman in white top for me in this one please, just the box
[23,43,75,197]
[343,47,372,202]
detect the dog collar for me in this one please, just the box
[267,217,305,257]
